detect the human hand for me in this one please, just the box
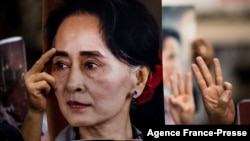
[191,56,235,124]
[24,48,56,113]
[169,72,195,125]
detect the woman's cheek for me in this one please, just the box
[52,74,68,95]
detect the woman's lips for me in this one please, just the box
[67,101,91,109]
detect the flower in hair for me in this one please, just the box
[137,64,162,104]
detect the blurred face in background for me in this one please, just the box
[162,36,180,86]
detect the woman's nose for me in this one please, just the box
[66,67,85,94]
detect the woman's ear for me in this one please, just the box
[133,66,150,97]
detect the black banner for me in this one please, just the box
[142,125,250,140]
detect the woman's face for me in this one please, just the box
[51,14,136,127]
[162,36,180,85]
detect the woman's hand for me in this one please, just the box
[191,56,235,124]
[169,72,195,125]
[24,48,56,113]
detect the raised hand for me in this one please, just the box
[169,72,195,125]
[24,48,56,113]
[191,56,235,124]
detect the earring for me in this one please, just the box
[132,91,138,98]
[132,91,138,105]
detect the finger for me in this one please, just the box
[29,72,55,85]
[218,82,233,109]
[223,82,232,91]
[169,97,181,124]
[191,63,207,91]
[170,75,179,97]
[195,56,214,86]
[177,72,185,95]
[25,72,56,91]
[219,90,232,109]
[169,97,186,112]
[186,72,193,95]
[214,58,223,86]
[35,80,51,95]
[29,48,56,74]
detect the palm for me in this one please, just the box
[170,94,194,124]
[202,85,234,124]
[192,57,235,124]
[201,85,222,109]
[169,72,195,125]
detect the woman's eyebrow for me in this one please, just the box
[52,50,105,59]
[54,51,69,57]
[80,51,105,58]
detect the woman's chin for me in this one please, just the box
[67,118,94,127]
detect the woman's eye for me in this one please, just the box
[85,62,98,69]
[54,61,69,69]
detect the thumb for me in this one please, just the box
[219,90,232,108]
[169,97,185,112]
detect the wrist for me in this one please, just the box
[26,109,44,121]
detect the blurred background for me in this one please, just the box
[163,0,250,105]
[0,0,44,139]
[0,0,42,69]
[0,0,42,102]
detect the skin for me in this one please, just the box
[52,14,139,139]
[162,36,195,124]
[21,12,235,141]
[21,48,56,141]
[169,72,195,125]
[22,13,150,140]
[169,56,235,125]
[191,56,235,124]
[162,36,179,117]
[162,36,180,86]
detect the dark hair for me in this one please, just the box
[162,28,181,45]
[44,0,160,71]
